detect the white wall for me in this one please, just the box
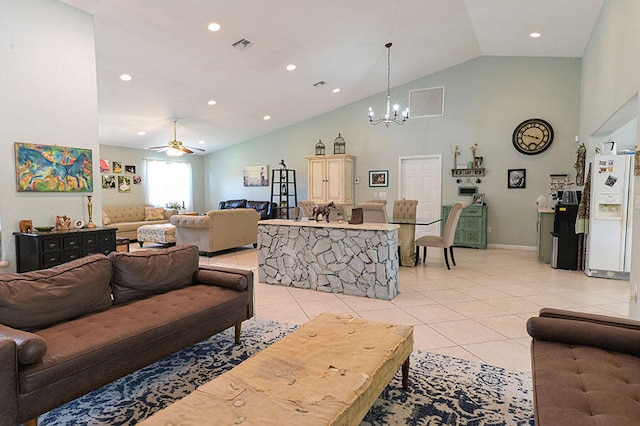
[0,0,98,271]
[205,56,582,247]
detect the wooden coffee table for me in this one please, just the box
[140,312,413,425]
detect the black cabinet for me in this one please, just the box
[14,228,117,272]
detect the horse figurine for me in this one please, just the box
[312,202,335,222]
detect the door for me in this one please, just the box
[399,155,442,239]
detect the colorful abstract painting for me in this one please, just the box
[14,142,93,192]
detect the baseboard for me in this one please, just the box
[487,244,537,251]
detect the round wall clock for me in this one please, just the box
[512,118,554,155]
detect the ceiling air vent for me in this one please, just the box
[232,39,253,50]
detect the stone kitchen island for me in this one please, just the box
[258,219,400,300]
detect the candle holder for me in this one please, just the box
[86,195,97,228]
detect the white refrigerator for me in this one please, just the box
[586,153,634,280]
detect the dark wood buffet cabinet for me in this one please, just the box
[14,227,117,273]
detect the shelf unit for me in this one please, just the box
[270,168,297,219]
[451,168,485,177]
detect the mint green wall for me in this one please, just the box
[0,0,98,271]
[99,145,206,213]
[206,56,582,247]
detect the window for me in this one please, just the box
[145,160,192,211]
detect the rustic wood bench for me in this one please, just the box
[141,312,413,425]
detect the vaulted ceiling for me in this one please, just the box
[60,0,604,154]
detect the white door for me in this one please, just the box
[398,155,442,239]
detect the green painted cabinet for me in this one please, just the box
[442,204,487,249]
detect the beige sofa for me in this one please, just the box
[170,208,259,256]
[102,205,178,240]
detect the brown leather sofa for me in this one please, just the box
[0,244,254,426]
[527,308,640,425]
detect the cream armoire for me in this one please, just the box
[305,154,355,207]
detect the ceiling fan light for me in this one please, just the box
[167,148,184,157]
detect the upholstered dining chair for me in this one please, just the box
[415,202,463,269]
[393,199,418,266]
[355,202,388,223]
[297,201,316,219]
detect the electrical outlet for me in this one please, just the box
[373,192,378,197]
[487,226,492,233]
[379,191,386,198]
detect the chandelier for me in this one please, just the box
[368,42,409,126]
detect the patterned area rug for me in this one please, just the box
[39,318,535,425]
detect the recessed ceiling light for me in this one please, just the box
[263,115,271,121]
[207,99,217,106]
[207,22,221,32]
[332,88,340,93]
[198,140,205,144]
[530,32,541,38]
[137,131,146,136]
[120,74,132,81]
[286,64,296,71]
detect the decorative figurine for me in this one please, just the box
[312,202,335,222]
[55,215,71,230]
[452,145,460,169]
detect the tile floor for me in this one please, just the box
[140,243,631,372]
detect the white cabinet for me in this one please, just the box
[305,155,355,205]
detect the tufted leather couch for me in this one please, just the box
[527,308,640,425]
[0,244,254,426]
[218,199,276,220]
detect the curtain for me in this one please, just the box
[144,160,193,211]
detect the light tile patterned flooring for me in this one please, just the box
[142,243,631,372]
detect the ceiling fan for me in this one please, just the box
[147,120,205,155]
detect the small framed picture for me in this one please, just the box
[472,193,485,205]
[508,169,526,189]
[369,170,389,187]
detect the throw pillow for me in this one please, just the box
[102,210,111,225]
[109,244,199,304]
[144,207,165,221]
[0,254,113,331]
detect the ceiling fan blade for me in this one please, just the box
[184,145,205,152]
[147,145,170,151]
[180,146,193,154]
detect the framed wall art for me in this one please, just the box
[102,175,116,189]
[112,161,123,173]
[14,142,93,192]
[118,175,131,193]
[369,170,388,187]
[508,169,526,189]
[243,165,268,187]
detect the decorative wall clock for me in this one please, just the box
[512,118,554,155]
